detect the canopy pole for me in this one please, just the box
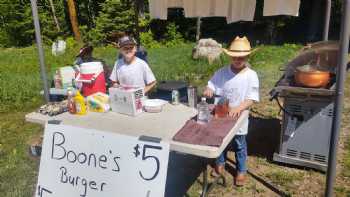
[325,0,350,196]
[323,0,332,41]
[30,0,50,103]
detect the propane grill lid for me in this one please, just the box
[282,41,342,77]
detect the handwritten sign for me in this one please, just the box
[35,124,170,197]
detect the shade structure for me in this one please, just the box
[30,0,50,102]
[146,0,332,42]
[29,1,347,196]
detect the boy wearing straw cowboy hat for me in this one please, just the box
[203,36,260,186]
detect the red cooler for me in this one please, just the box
[75,62,106,97]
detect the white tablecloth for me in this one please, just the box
[25,104,248,158]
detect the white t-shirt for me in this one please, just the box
[109,57,156,88]
[208,65,260,135]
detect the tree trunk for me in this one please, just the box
[67,0,81,41]
[196,17,201,42]
[306,0,323,42]
[134,0,140,46]
[49,0,61,32]
[87,0,95,27]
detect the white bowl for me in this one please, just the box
[143,99,168,113]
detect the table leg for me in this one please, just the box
[201,161,227,197]
[201,166,209,197]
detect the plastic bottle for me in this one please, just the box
[74,91,87,115]
[197,97,210,124]
[67,88,76,114]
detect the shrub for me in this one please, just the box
[140,30,161,49]
[83,0,135,45]
[65,36,79,49]
[164,23,185,47]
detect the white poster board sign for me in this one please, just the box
[35,123,170,197]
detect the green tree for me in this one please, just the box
[0,0,68,47]
[81,0,136,44]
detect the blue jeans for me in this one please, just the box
[216,135,247,173]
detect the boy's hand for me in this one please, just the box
[229,107,242,120]
[113,83,120,88]
[203,87,214,98]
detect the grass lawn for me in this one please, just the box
[0,43,349,196]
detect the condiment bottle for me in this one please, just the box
[67,88,76,114]
[74,91,87,115]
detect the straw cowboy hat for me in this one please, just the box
[223,36,252,57]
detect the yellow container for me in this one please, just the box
[74,91,87,115]
[87,92,110,113]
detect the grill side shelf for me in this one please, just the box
[273,86,336,97]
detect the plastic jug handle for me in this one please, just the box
[91,70,103,81]
[75,79,93,83]
[74,73,92,84]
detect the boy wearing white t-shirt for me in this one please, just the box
[203,36,259,187]
[109,36,156,93]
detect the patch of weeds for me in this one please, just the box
[235,185,248,194]
[0,113,42,196]
[186,179,203,197]
[253,157,276,169]
[334,186,350,196]
[343,138,350,178]
[265,170,302,187]
[255,157,269,165]
[250,183,266,195]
